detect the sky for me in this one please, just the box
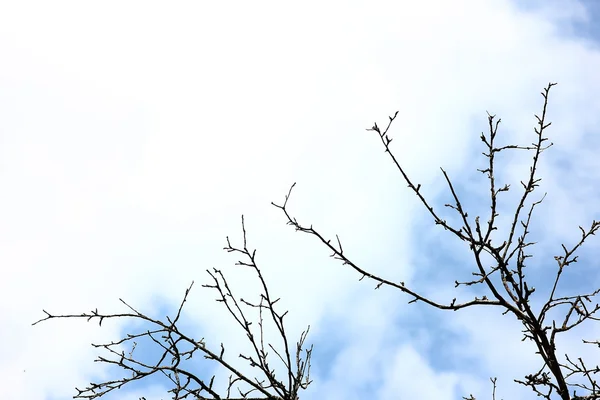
[1,0,600,399]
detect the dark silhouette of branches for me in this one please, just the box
[273,83,600,400]
[33,216,312,400]
[34,82,599,400]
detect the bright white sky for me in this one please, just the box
[1,1,600,399]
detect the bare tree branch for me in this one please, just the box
[34,82,600,400]
[33,216,312,400]
[274,83,600,400]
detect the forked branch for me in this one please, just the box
[274,83,600,400]
[33,217,312,400]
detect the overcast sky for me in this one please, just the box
[1,1,600,399]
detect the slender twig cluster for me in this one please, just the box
[33,216,312,400]
[273,83,600,400]
[35,83,599,400]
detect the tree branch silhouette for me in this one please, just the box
[273,83,600,400]
[33,216,312,400]
[34,82,600,400]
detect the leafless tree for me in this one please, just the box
[272,82,600,400]
[35,83,599,399]
[33,216,312,400]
